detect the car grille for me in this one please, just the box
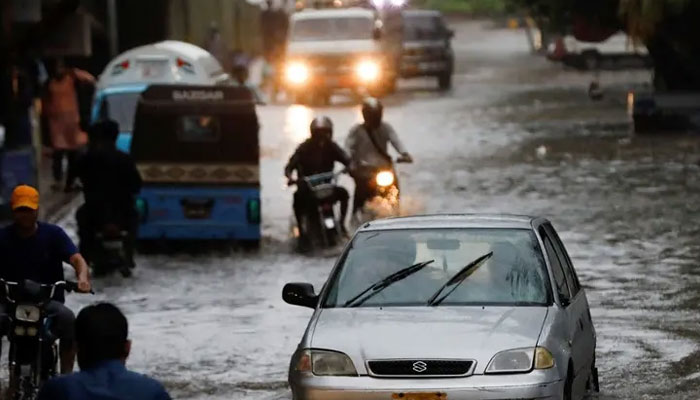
[367,360,474,377]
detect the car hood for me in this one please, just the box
[311,306,548,373]
[287,40,380,57]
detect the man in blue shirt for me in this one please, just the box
[0,185,91,374]
[38,302,172,400]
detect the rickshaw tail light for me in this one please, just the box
[376,171,395,187]
[247,199,261,224]
[135,198,149,223]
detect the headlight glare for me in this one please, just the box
[485,347,535,374]
[375,171,395,187]
[356,60,380,82]
[534,347,555,369]
[311,350,357,376]
[286,62,310,85]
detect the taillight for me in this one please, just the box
[135,198,148,223]
[247,198,261,224]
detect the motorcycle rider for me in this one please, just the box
[0,185,92,374]
[285,117,352,245]
[345,97,413,216]
[75,120,142,275]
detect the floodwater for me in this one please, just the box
[41,20,700,399]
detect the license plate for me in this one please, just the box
[392,393,446,400]
[103,241,123,250]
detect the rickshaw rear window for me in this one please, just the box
[178,116,221,142]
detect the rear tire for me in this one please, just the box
[438,72,452,90]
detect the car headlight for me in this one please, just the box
[298,349,357,376]
[375,170,395,187]
[15,305,40,323]
[486,347,554,374]
[286,62,310,85]
[356,60,380,82]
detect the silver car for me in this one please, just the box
[283,214,598,400]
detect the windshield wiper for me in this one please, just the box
[344,260,435,308]
[426,252,493,307]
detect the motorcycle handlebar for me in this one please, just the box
[0,279,94,303]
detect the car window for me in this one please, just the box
[101,92,141,132]
[539,227,571,304]
[177,115,221,143]
[545,224,581,297]
[404,15,445,40]
[292,17,375,42]
[323,228,551,308]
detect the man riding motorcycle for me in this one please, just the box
[285,117,352,244]
[345,97,413,216]
[76,120,142,274]
[0,185,92,375]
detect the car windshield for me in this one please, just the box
[100,92,141,133]
[323,228,551,308]
[404,15,444,40]
[292,17,375,41]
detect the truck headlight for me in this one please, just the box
[356,60,380,82]
[485,347,554,374]
[286,62,310,85]
[308,350,357,376]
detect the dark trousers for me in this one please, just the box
[52,150,79,186]
[293,186,350,234]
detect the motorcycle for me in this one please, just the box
[92,223,132,278]
[289,170,345,251]
[353,156,412,224]
[0,279,91,399]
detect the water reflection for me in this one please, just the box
[285,105,313,143]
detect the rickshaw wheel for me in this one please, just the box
[240,240,261,251]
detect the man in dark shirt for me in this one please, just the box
[284,117,351,241]
[76,120,142,270]
[0,185,91,374]
[38,302,172,400]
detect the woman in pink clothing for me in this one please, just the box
[42,59,95,192]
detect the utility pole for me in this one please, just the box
[107,0,118,57]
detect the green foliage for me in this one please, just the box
[413,0,509,15]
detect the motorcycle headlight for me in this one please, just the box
[311,350,357,376]
[375,171,395,187]
[286,62,310,85]
[356,60,380,82]
[13,326,26,336]
[26,326,38,337]
[15,305,41,323]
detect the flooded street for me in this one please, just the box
[49,20,700,399]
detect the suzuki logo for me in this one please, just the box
[412,361,427,373]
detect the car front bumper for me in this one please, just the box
[291,374,564,400]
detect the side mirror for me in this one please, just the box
[283,283,319,309]
[558,293,571,308]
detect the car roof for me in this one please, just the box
[359,214,543,231]
[292,7,375,21]
[402,9,442,18]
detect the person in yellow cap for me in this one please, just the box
[0,185,92,375]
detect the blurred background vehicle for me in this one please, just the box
[400,9,454,90]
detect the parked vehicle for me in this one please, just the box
[289,171,345,251]
[284,214,599,400]
[130,85,261,243]
[92,41,232,152]
[400,10,455,89]
[1,279,91,399]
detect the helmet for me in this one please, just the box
[361,97,383,128]
[310,116,333,141]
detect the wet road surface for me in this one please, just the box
[44,20,700,399]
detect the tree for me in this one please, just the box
[515,0,700,90]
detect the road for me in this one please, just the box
[48,20,700,399]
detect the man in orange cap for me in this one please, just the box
[0,185,92,374]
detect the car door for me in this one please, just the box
[544,224,592,393]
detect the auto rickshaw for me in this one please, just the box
[130,85,261,244]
